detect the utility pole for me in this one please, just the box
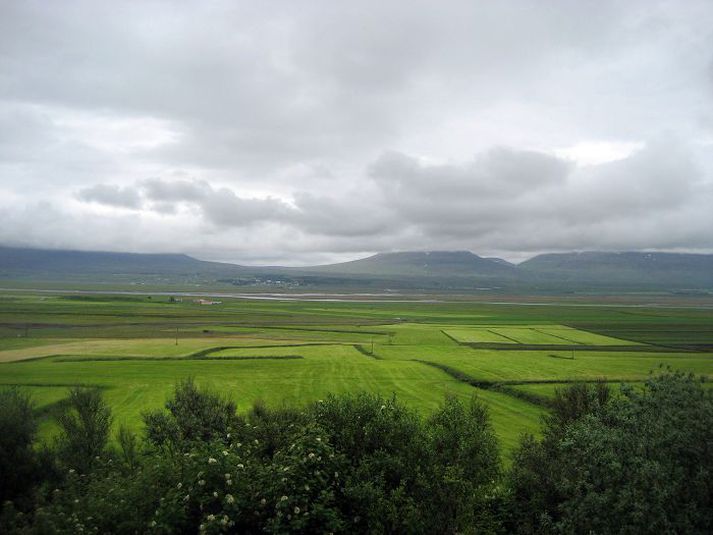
[175,327,179,346]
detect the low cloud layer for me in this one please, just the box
[1,1,713,264]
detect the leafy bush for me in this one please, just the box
[312,392,502,533]
[422,395,502,533]
[312,392,427,532]
[116,424,139,470]
[4,386,502,534]
[508,372,713,534]
[55,387,112,474]
[0,388,40,505]
[6,373,710,534]
[143,377,243,450]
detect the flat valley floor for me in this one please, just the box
[2,292,712,458]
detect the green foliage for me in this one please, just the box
[312,392,426,532]
[55,387,112,474]
[545,380,610,433]
[0,388,39,504]
[3,384,504,534]
[508,372,713,534]
[310,392,503,533]
[4,375,713,533]
[143,377,242,449]
[246,400,311,459]
[423,395,502,532]
[116,424,139,470]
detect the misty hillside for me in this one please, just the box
[308,251,518,277]
[1,246,712,291]
[520,252,713,288]
[0,247,246,277]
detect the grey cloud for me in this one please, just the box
[291,192,398,237]
[141,178,294,227]
[371,148,570,198]
[141,178,211,203]
[77,183,142,209]
[364,139,712,252]
[70,135,712,255]
[3,1,687,174]
[2,1,713,262]
[200,190,290,227]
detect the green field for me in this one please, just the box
[2,292,713,458]
[445,324,641,346]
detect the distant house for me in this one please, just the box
[193,298,222,305]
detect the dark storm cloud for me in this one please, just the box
[1,0,713,263]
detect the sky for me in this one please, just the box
[1,0,712,265]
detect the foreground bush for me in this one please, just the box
[143,377,242,450]
[0,388,40,505]
[2,371,711,533]
[3,384,501,534]
[55,387,112,474]
[508,371,713,534]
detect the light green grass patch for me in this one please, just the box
[0,338,274,362]
[419,348,713,383]
[443,328,517,344]
[534,326,639,345]
[487,327,574,345]
[0,348,541,458]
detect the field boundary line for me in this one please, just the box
[0,381,110,389]
[414,360,641,409]
[487,329,521,344]
[532,328,580,345]
[54,355,305,362]
[462,343,666,352]
[190,343,349,358]
[231,325,394,336]
[353,344,381,359]
[440,330,464,345]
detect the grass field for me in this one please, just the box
[2,291,713,458]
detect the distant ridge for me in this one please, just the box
[1,246,712,291]
[308,251,517,277]
[0,246,244,276]
[520,251,713,288]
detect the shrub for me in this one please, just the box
[508,373,713,534]
[245,399,312,459]
[143,377,242,449]
[0,388,40,505]
[422,395,502,533]
[311,392,427,532]
[116,424,140,470]
[55,387,112,473]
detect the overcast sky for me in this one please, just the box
[1,0,712,265]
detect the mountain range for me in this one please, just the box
[1,246,712,292]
